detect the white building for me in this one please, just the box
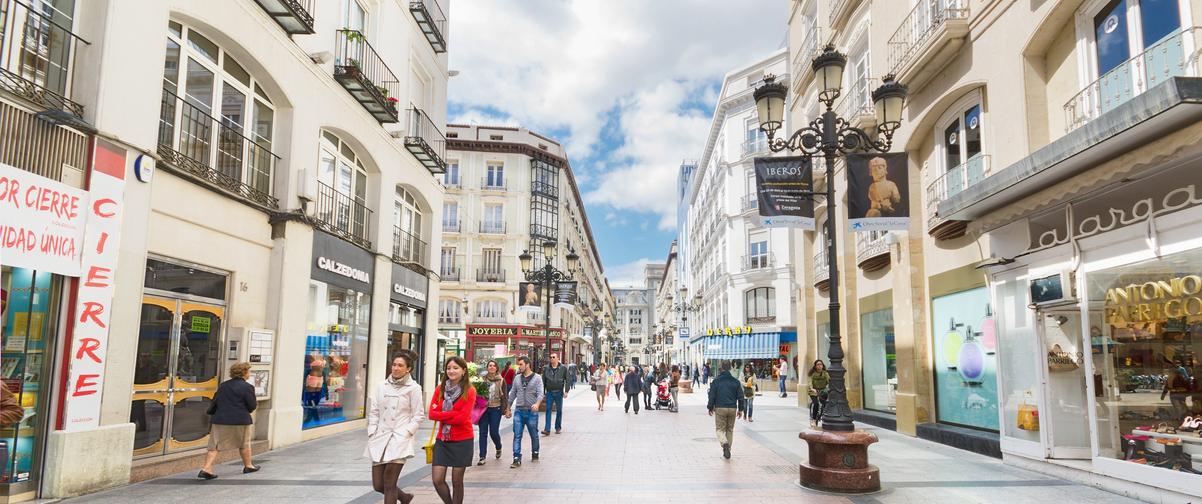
[0,0,448,499]
[681,48,800,376]
[611,262,664,366]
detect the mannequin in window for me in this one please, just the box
[304,353,327,423]
[865,156,901,218]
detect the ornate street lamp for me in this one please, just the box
[754,44,907,493]
[519,240,579,370]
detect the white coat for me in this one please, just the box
[364,377,424,463]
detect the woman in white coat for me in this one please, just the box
[366,350,424,504]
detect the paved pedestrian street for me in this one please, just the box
[63,385,1141,504]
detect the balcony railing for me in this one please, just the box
[813,245,830,285]
[926,154,990,226]
[442,176,460,188]
[531,179,558,198]
[313,180,372,248]
[393,226,428,266]
[157,89,279,208]
[530,223,556,240]
[741,138,768,157]
[829,0,857,27]
[856,230,890,270]
[409,0,447,53]
[252,0,315,34]
[442,220,460,232]
[477,268,506,283]
[404,107,446,173]
[333,30,401,123]
[740,195,759,212]
[481,176,507,191]
[1064,26,1200,132]
[741,253,775,272]
[887,0,969,75]
[480,221,507,234]
[792,21,822,83]
[0,0,89,124]
[836,76,878,125]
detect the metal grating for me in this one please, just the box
[0,99,88,182]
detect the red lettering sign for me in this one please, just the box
[83,266,111,288]
[75,338,102,363]
[78,301,106,328]
[71,374,100,397]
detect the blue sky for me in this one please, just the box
[447,0,787,286]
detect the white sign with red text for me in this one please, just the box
[62,140,126,431]
[0,163,89,276]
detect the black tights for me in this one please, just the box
[371,462,407,504]
[431,465,465,504]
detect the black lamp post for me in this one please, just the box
[754,44,907,492]
[584,300,606,366]
[519,240,579,370]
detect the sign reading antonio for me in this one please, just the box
[754,156,814,230]
[847,152,909,231]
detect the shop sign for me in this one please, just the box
[191,315,212,333]
[468,325,517,336]
[0,162,89,276]
[779,343,791,355]
[705,326,753,336]
[63,139,127,431]
[754,156,815,229]
[311,231,374,289]
[523,327,564,338]
[391,262,428,307]
[847,152,910,231]
[1103,274,1202,324]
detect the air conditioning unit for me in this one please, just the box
[1029,270,1077,307]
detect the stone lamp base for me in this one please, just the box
[798,428,880,493]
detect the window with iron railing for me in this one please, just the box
[481,204,505,233]
[484,163,505,189]
[443,161,460,187]
[0,0,87,117]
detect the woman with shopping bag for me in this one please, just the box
[365,350,424,504]
[428,356,476,504]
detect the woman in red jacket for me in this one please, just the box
[428,356,475,504]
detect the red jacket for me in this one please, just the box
[428,385,477,442]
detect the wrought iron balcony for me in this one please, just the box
[926,154,990,239]
[741,138,768,157]
[477,268,506,283]
[0,0,89,127]
[829,0,861,29]
[887,0,969,91]
[481,176,507,191]
[157,89,279,208]
[741,253,775,272]
[313,180,372,249]
[393,226,428,266]
[530,223,556,240]
[440,265,461,282]
[404,107,446,173]
[442,220,461,233]
[531,179,558,198]
[740,195,759,213]
[813,245,830,289]
[792,22,823,88]
[479,221,507,234]
[252,0,315,34]
[409,0,447,53]
[855,230,890,272]
[333,30,401,123]
[836,76,878,130]
[1065,26,1200,133]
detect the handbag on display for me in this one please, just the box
[422,422,439,465]
[1017,396,1039,431]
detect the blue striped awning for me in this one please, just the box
[703,332,781,360]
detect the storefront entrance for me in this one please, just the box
[130,295,224,457]
[1037,309,1092,459]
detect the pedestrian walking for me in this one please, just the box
[706,361,746,460]
[669,365,682,413]
[366,351,423,504]
[778,358,790,398]
[623,366,642,414]
[198,362,259,480]
[613,365,624,401]
[477,360,509,465]
[567,362,576,392]
[692,366,700,384]
[742,363,756,423]
[502,360,516,388]
[429,356,476,504]
[506,356,544,468]
[808,360,830,428]
[641,365,655,410]
[703,363,711,385]
[591,363,610,411]
[541,353,568,435]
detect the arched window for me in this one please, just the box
[318,131,370,242]
[745,287,776,323]
[394,187,425,262]
[160,21,276,197]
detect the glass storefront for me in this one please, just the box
[931,287,999,430]
[816,321,831,366]
[1087,248,1202,475]
[387,301,424,386]
[860,308,896,412]
[304,280,370,429]
[0,266,61,487]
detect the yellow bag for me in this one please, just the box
[1017,404,1039,431]
[423,422,439,464]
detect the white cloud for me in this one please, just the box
[448,0,787,227]
[606,257,653,289]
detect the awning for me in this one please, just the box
[704,332,782,360]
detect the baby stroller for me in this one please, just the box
[654,378,676,412]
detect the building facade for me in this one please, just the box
[680,49,800,382]
[611,262,664,366]
[436,124,610,369]
[787,0,1202,500]
[0,0,449,500]
[652,242,680,366]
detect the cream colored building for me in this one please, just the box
[437,125,610,367]
[0,0,449,500]
[788,0,1202,500]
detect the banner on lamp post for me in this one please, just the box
[553,281,577,310]
[847,152,910,231]
[754,156,814,230]
[518,282,543,315]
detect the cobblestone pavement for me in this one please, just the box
[64,383,1142,504]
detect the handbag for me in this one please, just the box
[743,386,755,398]
[422,422,439,465]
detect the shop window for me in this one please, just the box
[303,280,370,430]
[861,308,896,412]
[931,287,999,430]
[144,258,227,299]
[1088,247,1202,474]
[995,272,1041,444]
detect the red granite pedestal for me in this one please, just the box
[798,428,880,493]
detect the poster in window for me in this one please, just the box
[754,156,814,230]
[847,152,909,231]
[518,282,543,314]
[931,287,999,430]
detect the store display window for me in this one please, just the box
[931,287,1000,430]
[0,266,61,485]
[303,280,370,430]
[995,273,1041,444]
[1088,249,1202,475]
[860,308,896,412]
[816,321,831,367]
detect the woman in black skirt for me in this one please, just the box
[428,356,476,504]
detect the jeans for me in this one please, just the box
[669,387,679,411]
[614,383,621,399]
[780,377,787,396]
[544,391,563,431]
[625,391,640,413]
[745,395,754,419]
[477,406,502,457]
[512,408,539,459]
[642,386,652,409]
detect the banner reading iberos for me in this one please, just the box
[0,162,89,276]
[754,156,814,229]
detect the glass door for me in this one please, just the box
[1038,310,1092,458]
[130,296,224,457]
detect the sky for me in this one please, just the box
[447,0,788,288]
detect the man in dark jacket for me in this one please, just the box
[623,367,642,414]
[641,365,655,410]
[707,361,746,460]
[541,353,569,435]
